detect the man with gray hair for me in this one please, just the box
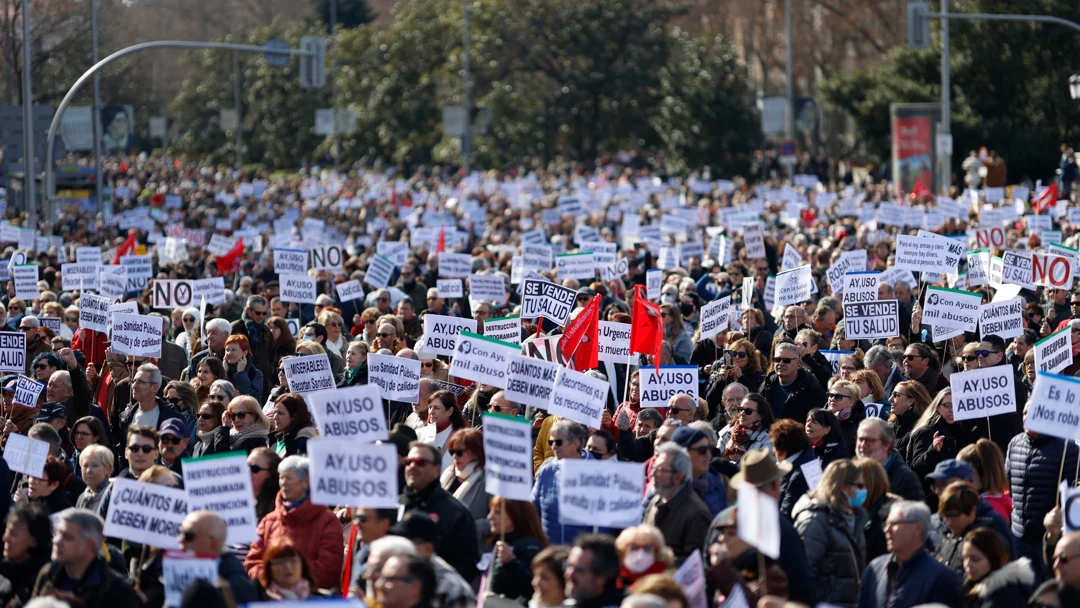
[644,442,712,564]
[182,317,231,381]
[717,382,749,426]
[759,342,826,422]
[31,509,142,608]
[857,501,961,608]
[855,418,924,500]
[353,535,418,598]
[19,315,52,375]
[231,294,275,397]
[864,345,904,397]
[117,363,183,451]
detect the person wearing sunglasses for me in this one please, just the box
[318,309,350,361]
[122,425,162,480]
[901,343,948,399]
[760,342,827,424]
[175,306,201,355]
[156,418,191,477]
[704,339,763,418]
[193,398,230,457]
[177,511,258,603]
[231,295,276,394]
[718,393,775,466]
[248,447,282,523]
[826,380,865,455]
[115,363,185,465]
[439,428,493,539]
[670,425,728,517]
[226,395,271,453]
[886,380,931,455]
[244,455,344,590]
[67,415,110,481]
[424,288,452,317]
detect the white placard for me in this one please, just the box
[922,286,982,331]
[1001,250,1036,290]
[310,244,344,272]
[162,553,219,608]
[736,483,780,559]
[103,477,188,550]
[307,440,398,508]
[12,376,44,409]
[152,280,194,310]
[893,234,954,275]
[482,413,534,501]
[483,315,520,344]
[206,234,236,256]
[800,458,824,492]
[780,243,802,272]
[376,241,409,266]
[422,315,478,357]
[504,354,559,410]
[435,278,463,298]
[558,459,645,528]
[283,353,336,393]
[698,296,731,340]
[597,321,631,364]
[2,433,49,477]
[673,550,709,608]
[192,277,226,306]
[364,254,396,289]
[841,272,880,304]
[555,253,596,281]
[967,250,990,288]
[0,332,24,373]
[448,331,520,389]
[950,366,1017,422]
[182,452,258,544]
[306,384,389,441]
[638,365,698,409]
[13,264,38,301]
[111,313,164,358]
[774,265,813,308]
[468,274,507,305]
[520,278,577,326]
[61,263,101,292]
[1033,252,1073,289]
[99,265,127,301]
[521,245,553,272]
[1026,372,1080,441]
[335,279,365,303]
[743,222,766,259]
[274,249,309,275]
[979,297,1025,340]
[1035,327,1073,375]
[367,354,421,403]
[279,274,317,304]
[438,253,472,278]
[842,299,899,340]
[546,366,609,428]
[646,269,662,300]
[76,246,102,264]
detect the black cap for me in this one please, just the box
[388,511,437,544]
[34,402,67,422]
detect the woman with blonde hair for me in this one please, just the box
[792,459,868,607]
[317,310,349,360]
[888,380,931,454]
[850,369,888,419]
[660,303,692,364]
[853,456,898,561]
[225,395,272,453]
[295,340,327,357]
[614,524,674,588]
[957,439,1012,521]
[827,379,864,455]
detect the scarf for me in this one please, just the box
[197,429,217,445]
[229,424,268,450]
[836,406,853,421]
[346,364,365,384]
[266,579,310,600]
[723,421,760,461]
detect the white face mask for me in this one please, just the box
[661,294,676,305]
[622,549,656,574]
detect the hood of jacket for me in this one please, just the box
[972,557,1034,598]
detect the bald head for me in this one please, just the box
[179,511,227,555]
[1055,532,1080,586]
[397,349,418,360]
[378,323,397,339]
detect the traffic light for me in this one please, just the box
[907,2,930,50]
[299,36,327,89]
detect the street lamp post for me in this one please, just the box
[1070,74,1080,103]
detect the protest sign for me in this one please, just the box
[99,265,127,301]
[109,302,139,336]
[922,286,982,332]
[1050,243,1080,281]
[79,294,110,334]
[597,321,631,364]
[841,272,880,304]
[192,277,225,306]
[76,246,102,264]
[1063,482,1080,535]
[951,366,1017,422]
[422,315,477,356]
[61,263,100,292]
[376,241,408,266]
[774,265,813,307]
[555,253,596,281]
[435,278,463,298]
[162,552,219,608]
[2,433,49,477]
[559,459,645,528]
[743,222,766,259]
[547,366,609,428]
[520,279,577,326]
[646,269,662,300]
[504,354,559,410]
[674,550,709,608]
[468,274,507,305]
[736,483,780,559]
[13,264,37,301]
[152,280,194,310]
[780,243,802,272]
[842,299,899,340]
[40,318,60,335]
[120,254,154,291]
[893,234,955,275]
[482,413,534,501]
[367,353,421,403]
[206,234,236,256]
[274,249,309,275]
[989,256,1004,288]
[0,332,24,373]
[438,253,473,278]
[182,452,258,544]
[979,298,1025,340]
[307,440,398,508]
[1001,250,1036,290]
[821,350,856,377]
[283,354,336,393]
[12,376,44,409]
[1035,327,1073,375]
[521,228,546,245]
[1033,252,1073,289]
[279,274,317,304]
[483,315,520,344]
[449,331,519,389]
[1026,372,1080,441]
[639,365,698,409]
[310,244,344,272]
[103,477,188,549]
[967,249,990,288]
[111,314,163,358]
[698,296,731,340]
[364,254,396,289]
[306,384,388,441]
[521,245,553,272]
[335,280,365,303]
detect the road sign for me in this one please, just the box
[936,133,953,156]
[263,37,290,68]
[908,3,931,50]
[442,105,467,137]
[150,117,167,139]
[314,108,357,136]
[219,108,238,131]
[299,36,326,89]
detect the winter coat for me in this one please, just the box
[965,558,1035,608]
[244,492,344,590]
[0,553,49,608]
[716,425,773,458]
[705,369,764,415]
[780,447,817,517]
[1006,431,1079,543]
[905,418,966,493]
[400,481,481,582]
[802,351,833,390]
[864,495,898,562]
[694,470,728,517]
[758,367,827,422]
[228,358,265,400]
[884,451,925,501]
[440,465,494,542]
[667,331,693,364]
[219,550,258,604]
[890,407,918,455]
[857,549,962,608]
[31,556,143,608]
[489,533,544,601]
[192,426,230,457]
[644,482,713,565]
[269,425,317,457]
[115,397,184,470]
[930,501,1018,575]
[231,317,276,398]
[837,402,867,456]
[792,495,868,607]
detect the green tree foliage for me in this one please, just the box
[311,0,375,30]
[821,0,1080,183]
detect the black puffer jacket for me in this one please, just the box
[1006,431,1078,542]
[965,558,1036,608]
[759,368,827,422]
[792,495,867,608]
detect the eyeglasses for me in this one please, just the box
[548,439,565,447]
[65,317,78,323]
[856,435,880,444]
[902,354,925,360]
[797,341,811,348]
[166,397,184,406]
[1054,552,1080,564]
[248,309,268,318]
[687,445,711,456]
[198,413,216,420]
[127,444,155,454]
[17,326,33,332]
[364,319,377,325]
[422,361,433,368]
[209,394,227,402]
[449,449,467,457]
[587,450,605,460]
[739,407,758,416]
[230,411,251,420]
[404,457,435,467]
[72,430,96,439]
[183,317,195,322]
[1071,301,1080,306]
[249,463,269,474]
[890,391,909,399]
[328,321,342,327]
[33,364,50,370]
[181,530,197,542]
[772,357,795,364]
[134,379,155,386]
[961,354,978,362]
[427,296,438,301]
[160,435,184,446]
[667,406,691,414]
[939,402,954,410]
[976,350,999,358]
[376,297,390,303]
[826,392,850,401]
[354,514,370,523]
[661,312,672,318]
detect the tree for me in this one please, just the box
[312,0,376,29]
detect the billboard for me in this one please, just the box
[891,103,940,197]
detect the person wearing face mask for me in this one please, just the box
[613,525,673,588]
[792,459,868,607]
[395,265,429,313]
[659,303,692,364]
[678,296,699,335]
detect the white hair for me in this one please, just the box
[205,318,231,334]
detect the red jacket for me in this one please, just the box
[244,493,344,590]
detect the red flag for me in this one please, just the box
[437,225,446,253]
[630,284,663,372]
[111,230,138,264]
[214,238,244,275]
[1033,183,1058,214]
[151,193,165,207]
[560,295,600,371]
[910,180,931,200]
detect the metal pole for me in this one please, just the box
[91,0,104,217]
[462,0,472,175]
[160,0,168,155]
[21,0,35,228]
[330,0,339,169]
[231,1,242,170]
[940,0,950,195]
[785,0,795,140]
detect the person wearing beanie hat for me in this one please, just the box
[176,307,201,354]
[670,426,727,516]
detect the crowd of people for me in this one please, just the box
[0,152,1074,608]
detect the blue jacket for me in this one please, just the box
[1006,432,1078,542]
[532,455,614,545]
[697,470,727,517]
[858,549,961,608]
[229,359,264,399]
